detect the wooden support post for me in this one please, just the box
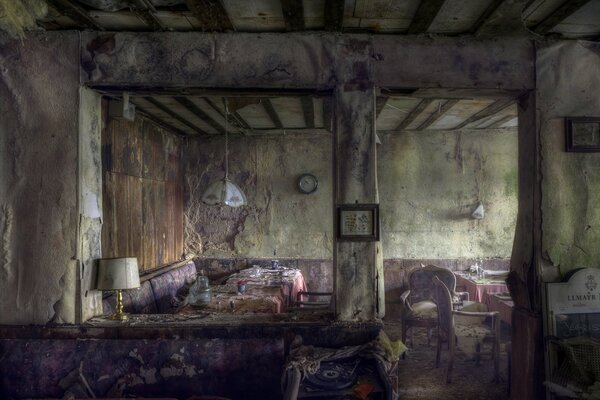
[334,85,380,320]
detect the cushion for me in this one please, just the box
[128,281,158,313]
[150,261,197,313]
[409,300,437,319]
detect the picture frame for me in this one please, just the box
[337,204,379,241]
[565,117,600,152]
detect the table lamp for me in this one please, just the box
[96,257,140,320]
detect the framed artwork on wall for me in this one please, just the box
[337,204,379,241]
[566,117,600,152]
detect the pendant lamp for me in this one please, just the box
[201,99,247,207]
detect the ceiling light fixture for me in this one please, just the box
[201,99,247,207]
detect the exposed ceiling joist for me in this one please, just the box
[281,0,305,31]
[532,0,592,34]
[301,96,315,128]
[144,97,208,135]
[416,99,459,130]
[135,105,189,137]
[185,0,234,31]
[395,98,434,131]
[470,0,506,34]
[486,114,516,128]
[174,97,225,134]
[323,98,333,132]
[46,0,104,30]
[203,97,248,135]
[324,0,345,31]
[407,0,446,34]
[129,0,166,31]
[452,98,513,129]
[376,96,389,118]
[262,99,283,129]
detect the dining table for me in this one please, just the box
[455,272,513,325]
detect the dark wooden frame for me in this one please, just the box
[565,117,600,152]
[337,204,379,241]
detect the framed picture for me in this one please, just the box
[337,204,379,241]
[566,117,600,152]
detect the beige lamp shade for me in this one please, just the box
[97,257,140,290]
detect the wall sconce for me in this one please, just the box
[471,202,484,219]
[96,257,140,321]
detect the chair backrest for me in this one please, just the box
[432,276,454,342]
[407,264,456,304]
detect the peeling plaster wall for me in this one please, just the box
[538,41,600,274]
[0,32,80,324]
[379,128,518,260]
[184,133,333,259]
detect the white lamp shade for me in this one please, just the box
[97,257,140,290]
[201,178,247,207]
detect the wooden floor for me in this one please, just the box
[384,320,511,400]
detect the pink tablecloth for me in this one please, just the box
[455,274,509,305]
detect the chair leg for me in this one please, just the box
[494,338,500,383]
[436,336,441,368]
[447,337,455,384]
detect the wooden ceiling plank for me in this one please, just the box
[203,97,248,135]
[174,97,225,134]
[134,104,190,136]
[452,99,513,130]
[262,99,284,129]
[485,114,517,129]
[407,0,447,34]
[301,96,315,128]
[470,0,506,34]
[533,0,593,34]
[281,0,305,32]
[416,99,459,130]
[46,0,104,30]
[144,97,208,135]
[395,98,434,131]
[324,0,345,31]
[376,96,389,118]
[185,0,233,31]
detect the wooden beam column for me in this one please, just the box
[334,85,380,320]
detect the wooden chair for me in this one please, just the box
[432,276,500,383]
[400,265,459,346]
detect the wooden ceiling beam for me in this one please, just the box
[395,98,433,131]
[134,104,189,137]
[416,99,459,130]
[262,99,283,129]
[407,0,446,34]
[144,97,208,135]
[452,99,513,130]
[281,0,305,32]
[301,96,315,128]
[46,0,104,30]
[203,97,248,135]
[376,96,389,119]
[174,97,225,134]
[324,0,345,31]
[470,0,506,34]
[129,0,167,31]
[532,0,592,34]
[185,0,234,31]
[484,114,517,129]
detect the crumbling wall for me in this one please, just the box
[184,133,333,259]
[537,41,600,275]
[0,32,80,324]
[379,127,518,259]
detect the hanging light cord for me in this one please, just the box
[224,99,229,180]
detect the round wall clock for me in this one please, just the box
[297,173,319,194]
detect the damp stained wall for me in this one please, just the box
[378,128,518,260]
[184,133,333,259]
[538,41,600,275]
[0,33,80,324]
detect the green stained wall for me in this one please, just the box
[378,128,518,259]
[538,41,600,274]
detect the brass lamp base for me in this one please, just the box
[109,289,129,321]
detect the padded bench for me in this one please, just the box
[102,260,197,315]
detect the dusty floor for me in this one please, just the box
[384,320,510,400]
